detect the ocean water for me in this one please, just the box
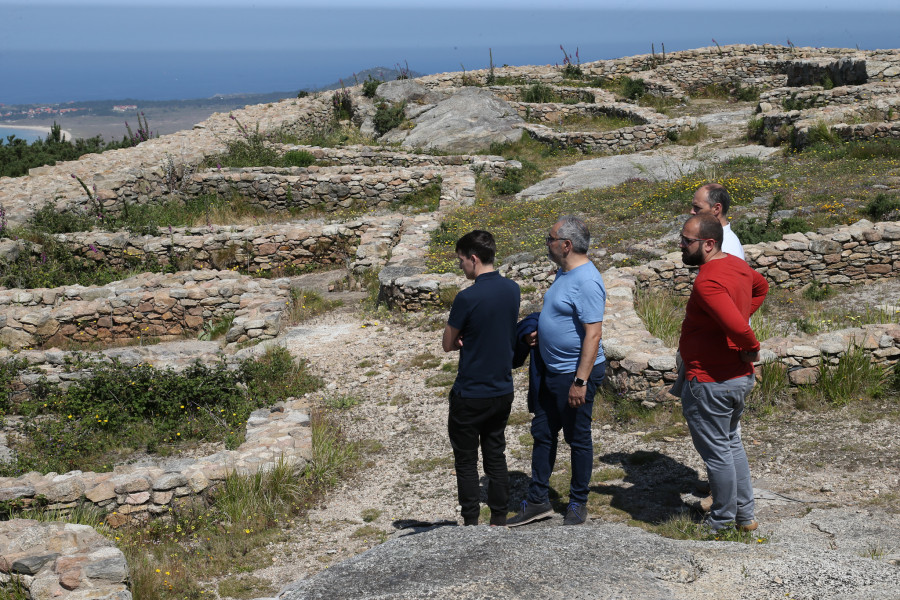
[0,127,46,144]
[1,7,898,104]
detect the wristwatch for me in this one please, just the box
[573,377,586,387]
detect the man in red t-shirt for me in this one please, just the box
[677,214,769,532]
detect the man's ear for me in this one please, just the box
[712,203,723,217]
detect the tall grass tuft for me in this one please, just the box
[747,360,791,415]
[634,287,685,348]
[815,345,888,406]
[215,456,304,530]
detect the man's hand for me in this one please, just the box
[739,350,759,363]
[568,383,587,407]
[442,325,463,352]
[524,331,538,347]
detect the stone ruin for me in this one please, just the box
[0,43,899,599]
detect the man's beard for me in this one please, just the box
[682,246,703,266]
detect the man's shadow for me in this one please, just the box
[592,450,704,524]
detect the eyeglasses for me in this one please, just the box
[546,235,569,244]
[679,235,715,246]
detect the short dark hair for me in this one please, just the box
[692,214,723,250]
[702,183,732,216]
[455,230,496,264]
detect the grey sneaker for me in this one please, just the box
[506,500,554,527]
[563,502,588,525]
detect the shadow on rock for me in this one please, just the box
[594,450,704,523]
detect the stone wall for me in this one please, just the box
[758,81,900,113]
[0,520,131,600]
[0,396,313,529]
[32,215,403,275]
[278,145,519,180]
[521,120,692,154]
[0,270,291,351]
[508,101,656,125]
[628,220,900,293]
[182,165,442,213]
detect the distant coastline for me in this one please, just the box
[0,124,73,143]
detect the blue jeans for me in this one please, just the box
[527,361,606,505]
[681,375,756,529]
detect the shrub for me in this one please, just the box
[622,77,646,100]
[2,347,320,474]
[521,82,558,103]
[802,280,833,301]
[373,101,406,136]
[865,193,900,220]
[332,88,353,120]
[560,45,583,79]
[282,149,316,168]
[362,76,382,98]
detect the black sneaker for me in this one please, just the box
[506,500,554,527]
[563,502,588,525]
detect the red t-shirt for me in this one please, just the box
[679,254,769,383]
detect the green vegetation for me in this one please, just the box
[865,193,900,220]
[396,181,442,213]
[289,288,343,324]
[105,417,356,600]
[373,101,407,136]
[332,88,353,121]
[0,122,145,178]
[807,345,889,406]
[634,287,686,348]
[648,513,769,544]
[732,194,810,245]
[362,76,382,98]
[0,346,320,475]
[521,82,559,103]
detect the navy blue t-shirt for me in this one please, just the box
[447,271,520,398]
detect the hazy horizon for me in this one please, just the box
[2,6,898,105]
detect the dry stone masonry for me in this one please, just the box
[0,270,292,351]
[0,520,130,600]
[2,45,900,596]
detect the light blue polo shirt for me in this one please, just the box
[538,261,606,374]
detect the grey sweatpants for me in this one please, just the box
[681,374,756,530]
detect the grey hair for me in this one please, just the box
[556,215,590,254]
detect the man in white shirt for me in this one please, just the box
[690,183,745,260]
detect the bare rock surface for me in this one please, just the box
[381,88,524,153]
[517,144,781,200]
[278,510,900,600]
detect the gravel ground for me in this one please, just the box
[239,292,899,595]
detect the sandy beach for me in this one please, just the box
[0,124,74,142]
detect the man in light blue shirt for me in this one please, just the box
[508,215,607,527]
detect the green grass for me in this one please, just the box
[634,287,685,348]
[808,345,889,406]
[537,113,637,132]
[0,346,319,475]
[647,512,769,544]
[426,138,900,274]
[4,416,358,600]
[289,288,344,324]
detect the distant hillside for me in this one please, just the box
[313,66,424,92]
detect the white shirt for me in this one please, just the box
[722,223,745,261]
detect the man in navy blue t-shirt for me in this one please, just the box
[442,230,520,526]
